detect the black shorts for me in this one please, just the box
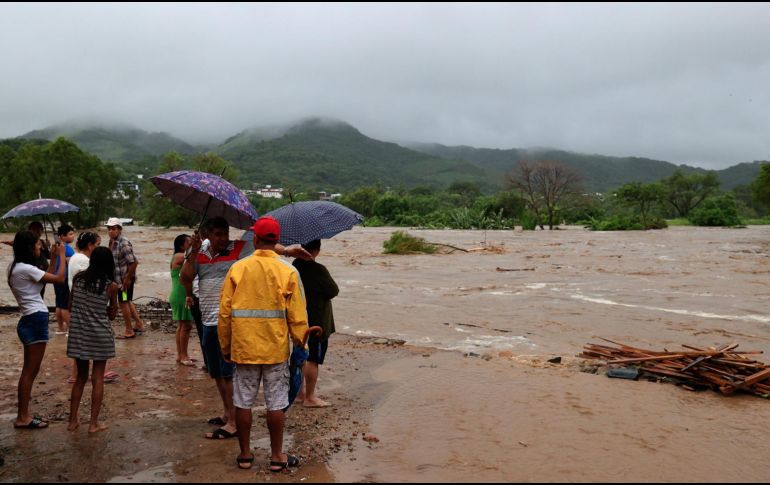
[118,280,135,303]
[53,283,70,309]
[307,333,328,365]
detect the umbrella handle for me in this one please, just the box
[303,326,323,346]
[196,167,228,232]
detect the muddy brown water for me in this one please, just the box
[1,225,770,481]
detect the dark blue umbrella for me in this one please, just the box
[285,326,323,410]
[150,170,258,230]
[2,198,80,240]
[262,201,364,246]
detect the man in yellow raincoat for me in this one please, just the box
[218,216,309,471]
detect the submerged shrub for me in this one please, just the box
[688,195,742,227]
[382,231,436,254]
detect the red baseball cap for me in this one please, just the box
[251,216,280,243]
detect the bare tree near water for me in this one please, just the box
[507,160,583,230]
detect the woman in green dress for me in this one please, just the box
[170,234,194,366]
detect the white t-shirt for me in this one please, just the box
[68,252,90,289]
[8,263,47,316]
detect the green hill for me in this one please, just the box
[13,119,764,193]
[217,117,491,192]
[408,142,761,192]
[20,122,200,164]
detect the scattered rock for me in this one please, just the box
[498,351,514,359]
[373,339,389,345]
[362,434,379,443]
[547,356,562,364]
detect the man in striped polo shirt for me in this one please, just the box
[180,217,310,440]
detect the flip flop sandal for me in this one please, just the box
[205,427,237,439]
[269,454,300,472]
[14,416,48,429]
[207,416,226,426]
[236,455,255,470]
[116,334,136,339]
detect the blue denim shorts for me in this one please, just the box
[201,325,234,380]
[17,312,50,346]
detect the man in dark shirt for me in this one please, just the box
[292,239,338,408]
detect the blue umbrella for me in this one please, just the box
[261,201,364,246]
[150,170,258,230]
[1,198,79,219]
[2,198,80,240]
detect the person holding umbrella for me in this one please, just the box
[7,231,67,429]
[293,239,338,408]
[180,217,311,441]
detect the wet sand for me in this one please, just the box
[2,225,770,481]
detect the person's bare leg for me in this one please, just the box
[69,359,78,382]
[236,407,254,467]
[16,343,48,427]
[61,309,70,333]
[302,362,329,407]
[119,302,134,337]
[205,378,237,436]
[89,361,108,433]
[68,359,89,431]
[129,302,145,331]
[267,410,286,464]
[55,308,66,333]
[179,321,192,362]
[175,322,182,362]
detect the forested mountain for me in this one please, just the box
[216,118,491,192]
[20,122,202,163]
[408,143,763,192]
[13,118,764,193]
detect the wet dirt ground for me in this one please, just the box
[2,225,770,481]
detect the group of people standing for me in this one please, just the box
[6,215,339,472]
[5,218,143,432]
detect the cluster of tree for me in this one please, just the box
[0,138,121,229]
[338,182,524,230]
[338,160,770,231]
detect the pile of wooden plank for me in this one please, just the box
[581,337,770,398]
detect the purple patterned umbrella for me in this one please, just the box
[150,170,258,229]
[1,198,80,219]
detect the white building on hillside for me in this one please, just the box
[254,185,284,199]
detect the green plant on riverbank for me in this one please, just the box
[383,231,436,254]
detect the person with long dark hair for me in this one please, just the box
[66,246,119,433]
[170,234,195,366]
[7,231,67,429]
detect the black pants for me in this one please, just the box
[190,296,208,369]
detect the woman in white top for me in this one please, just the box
[7,230,66,429]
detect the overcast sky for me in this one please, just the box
[1,3,769,169]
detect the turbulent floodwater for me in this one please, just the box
[4,225,770,357]
[3,224,770,482]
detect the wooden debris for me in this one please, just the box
[581,339,770,398]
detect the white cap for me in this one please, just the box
[105,217,122,228]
